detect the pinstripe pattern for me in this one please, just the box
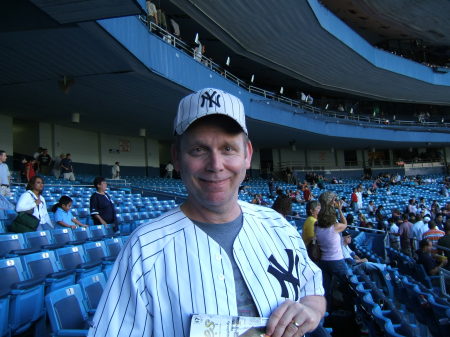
[88,202,324,337]
[173,88,247,135]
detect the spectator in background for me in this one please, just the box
[407,199,417,214]
[316,192,348,309]
[416,239,447,276]
[375,205,386,229]
[146,0,158,26]
[112,161,120,179]
[52,153,64,179]
[19,158,28,183]
[15,176,53,231]
[60,153,75,181]
[366,200,376,216]
[271,194,292,218]
[194,41,203,62]
[302,200,320,246]
[435,213,445,231]
[303,184,313,201]
[356,186,363,211]
[438,223,450,270]
[33,147,43,160]
[90,177,117,231]
[422,221,445,254]
[25,158,36,182]
[399,214,413,256]
[351,188,358,212]
[37,148,52,175]
[165,161,174,178]
[389,217,400,250]
[52,196,87,229]
[0,150,11,197]
[412,215,428,250]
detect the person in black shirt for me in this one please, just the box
[416,239,447,275]
[90,177,117,231]
[37,149,52,175]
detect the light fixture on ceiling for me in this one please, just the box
[194,33,199,44]
[226,56,230,66]
[250,74,255,83]
[59,75,75,94]
[280,87,284,94]
[71,112,80,124]
[139,128,146,137]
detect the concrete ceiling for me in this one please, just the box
[0,0,448,152]
[169,0,450,105]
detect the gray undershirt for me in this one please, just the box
[193,213,259,317]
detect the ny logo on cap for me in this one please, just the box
[200,91,221,108]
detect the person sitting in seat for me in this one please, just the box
[416,239,447,276]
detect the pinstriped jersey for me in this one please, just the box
[88,201,324,337]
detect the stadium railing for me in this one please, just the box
[138,16,450,130]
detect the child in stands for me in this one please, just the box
[52,195,87,229]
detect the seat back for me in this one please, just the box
[0,257,23,292]
[88,225,105,241]
[55,246,85,270]
[21,251,58,279]
[78,273,106,311]
[24,230,52,249]
[0,234,26,257]
[45,285,89,332]
[52,228,74,245]
[104,238,123,258]
[83,241,107,263]
[72,227,89,243]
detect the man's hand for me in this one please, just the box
[266,297,325,337]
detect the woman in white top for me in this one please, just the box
[16,176,53,231]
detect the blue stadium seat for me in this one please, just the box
[103,237,123,258]
[0,233,37,258]
[88,225,106,241]
[24,230,64,250]
[45,284,90,336]
[82,241,114,264]
[0,293,9,337]
[0,257,46,335]
[78,273,106,313]
[55,246,102,280]
[52,227,77,245]
[21,251,75,293]
[72,227,89,244]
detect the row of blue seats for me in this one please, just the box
[0,225,118,258]
[0,236,126,336]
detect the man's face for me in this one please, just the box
[436,215,443,224]
[343,235,351,245]
[0,153,7,163]
[173,122,252,213]
[97,181,107,193]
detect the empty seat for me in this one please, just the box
[0,233,37,258]
[21,251,75,293]
[55,246,102,280]
[103,237,124,258]
[24,230,63,250]
[78,273,106,312]
[45,284,90,336]
[88,225,106,241]
[0,257,46,335]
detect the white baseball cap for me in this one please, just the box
[173,88,248,135]
[424,216,431,222]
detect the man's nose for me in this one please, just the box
[206,151,224,172]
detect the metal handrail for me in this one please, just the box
[138,16,450,130]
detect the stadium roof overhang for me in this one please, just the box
[0,0,448,152]
[169,0,450,105]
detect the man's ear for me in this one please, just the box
[171,144,180,172]
[245,140,253,169]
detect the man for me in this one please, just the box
[416,239,447,276]
[412,215,428,250]
[437,223,450,270]
[52,153,65,179]
[0,150,11,197]
[388,217,400,250]
[37,149,52,175]
[165,161,174,178]
[398,214,413,256]
[350,188,358,213]
[90,177,117,231]
[60,153,75,181]
[89,88,325,337]
[422,220,445,254]
[435,213,444,231]
[111,161,120,179]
